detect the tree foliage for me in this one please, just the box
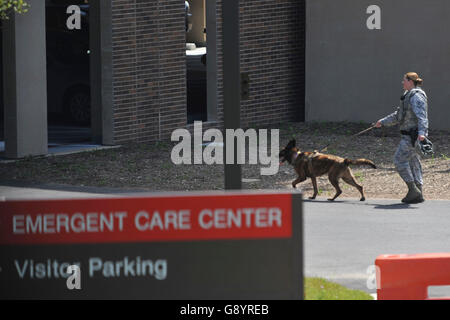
[0,0,29,20]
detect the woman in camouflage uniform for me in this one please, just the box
[375,72,428,204]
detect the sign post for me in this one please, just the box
[223,0,242,190]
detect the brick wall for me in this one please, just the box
[111,0,187,144]
[215,0,304,129]
[110,0,304,144]
[239,0,305,127]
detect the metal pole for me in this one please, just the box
[222,0,241,190]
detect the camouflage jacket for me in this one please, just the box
[380,88,428,136]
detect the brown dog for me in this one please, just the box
[279,139,376,201]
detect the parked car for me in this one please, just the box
[46,3,91,125]
[0,3,91,125]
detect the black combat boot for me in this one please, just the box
[401,182,423,204]
[415,182,425,203]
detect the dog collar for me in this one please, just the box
[291,151,302,163]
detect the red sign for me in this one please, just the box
[0,193,293,245]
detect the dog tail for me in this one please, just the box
[344,158,377,169]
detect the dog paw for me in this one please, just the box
[360,197,366,201]
[327,198,335,201]
[308,196,316,200]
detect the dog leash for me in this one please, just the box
[317,125,376,153]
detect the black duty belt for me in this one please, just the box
[400,128,419,147]
[401,129,418,135]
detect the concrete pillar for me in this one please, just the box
[2,0,47,158]
[90,0,114,145]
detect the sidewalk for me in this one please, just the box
[0,182,145,200]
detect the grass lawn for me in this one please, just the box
[305,278,374,300]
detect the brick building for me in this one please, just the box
[1,0,305,158]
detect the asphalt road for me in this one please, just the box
[304,197,450,297]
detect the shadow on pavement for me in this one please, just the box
[304,198,421,210]
[372,203,419,210]
[303,199,344,203]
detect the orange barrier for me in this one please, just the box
[375,253,450,300]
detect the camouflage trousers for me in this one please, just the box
[394,135,423,186]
